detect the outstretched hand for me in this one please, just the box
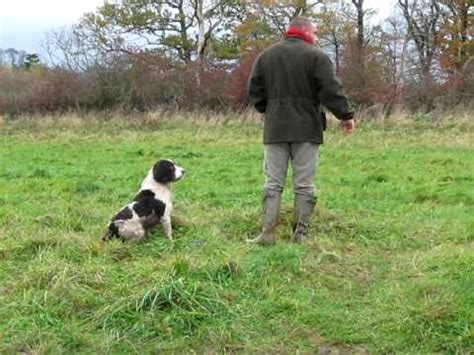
[341,119,355,135]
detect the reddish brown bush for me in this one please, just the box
[1,48,471,115]
[0,67,84,114]
[226,51,260,109]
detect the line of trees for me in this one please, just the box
[0,0,472,115]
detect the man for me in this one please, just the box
[247,17,355,246]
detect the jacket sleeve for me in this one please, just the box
[247,55,267,113]
[313,53,354,120]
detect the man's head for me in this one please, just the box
[285,17,318,44]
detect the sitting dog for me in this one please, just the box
[103,159,185,242]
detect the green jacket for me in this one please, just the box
[247,37,353,144]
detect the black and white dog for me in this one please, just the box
[103,159,185,242]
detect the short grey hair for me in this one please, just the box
[288,17,314,30]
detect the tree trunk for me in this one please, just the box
[177,0,192,62]
[196,0,206,61]
[351,0,364,50]
[335,41,340,73]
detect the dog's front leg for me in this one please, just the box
[161,217,173,240]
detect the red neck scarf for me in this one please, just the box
[285,27,314,44]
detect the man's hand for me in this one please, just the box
[341,119,355,135]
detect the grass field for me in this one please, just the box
[0,115,473,353]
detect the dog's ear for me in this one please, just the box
[153,160,175,184]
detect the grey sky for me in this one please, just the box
[0,0,396,57]
[0,0,102,56]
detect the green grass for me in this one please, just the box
[0,116,473,353]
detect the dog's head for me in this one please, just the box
[152,159,185,184]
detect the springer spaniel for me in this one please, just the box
[103,159,185,242]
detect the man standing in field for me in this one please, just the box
[247,17,355,245]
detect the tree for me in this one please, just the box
[377,15,410,103]
[437,0,473,73]
[77,0,237,63]
[194,0,232,61]
[44,25,104,71]
[397,0,442,80]
[328,0,381,106]
[0,48,28,68]
[315,1,356,72]
[23,54,41,69]
[351,0,365,49]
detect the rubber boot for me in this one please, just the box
[246,191,281,246]
[292,195,317,243]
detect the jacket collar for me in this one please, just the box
[285,36,305,42]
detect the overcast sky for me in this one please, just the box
[0,0,396,57]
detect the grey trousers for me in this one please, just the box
[264,142,320,197]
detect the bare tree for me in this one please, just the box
[397,0,442,80]
[43,25,105,71]
[316,2,355,72]
[376,15,411,103]
[0,48,28,68]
